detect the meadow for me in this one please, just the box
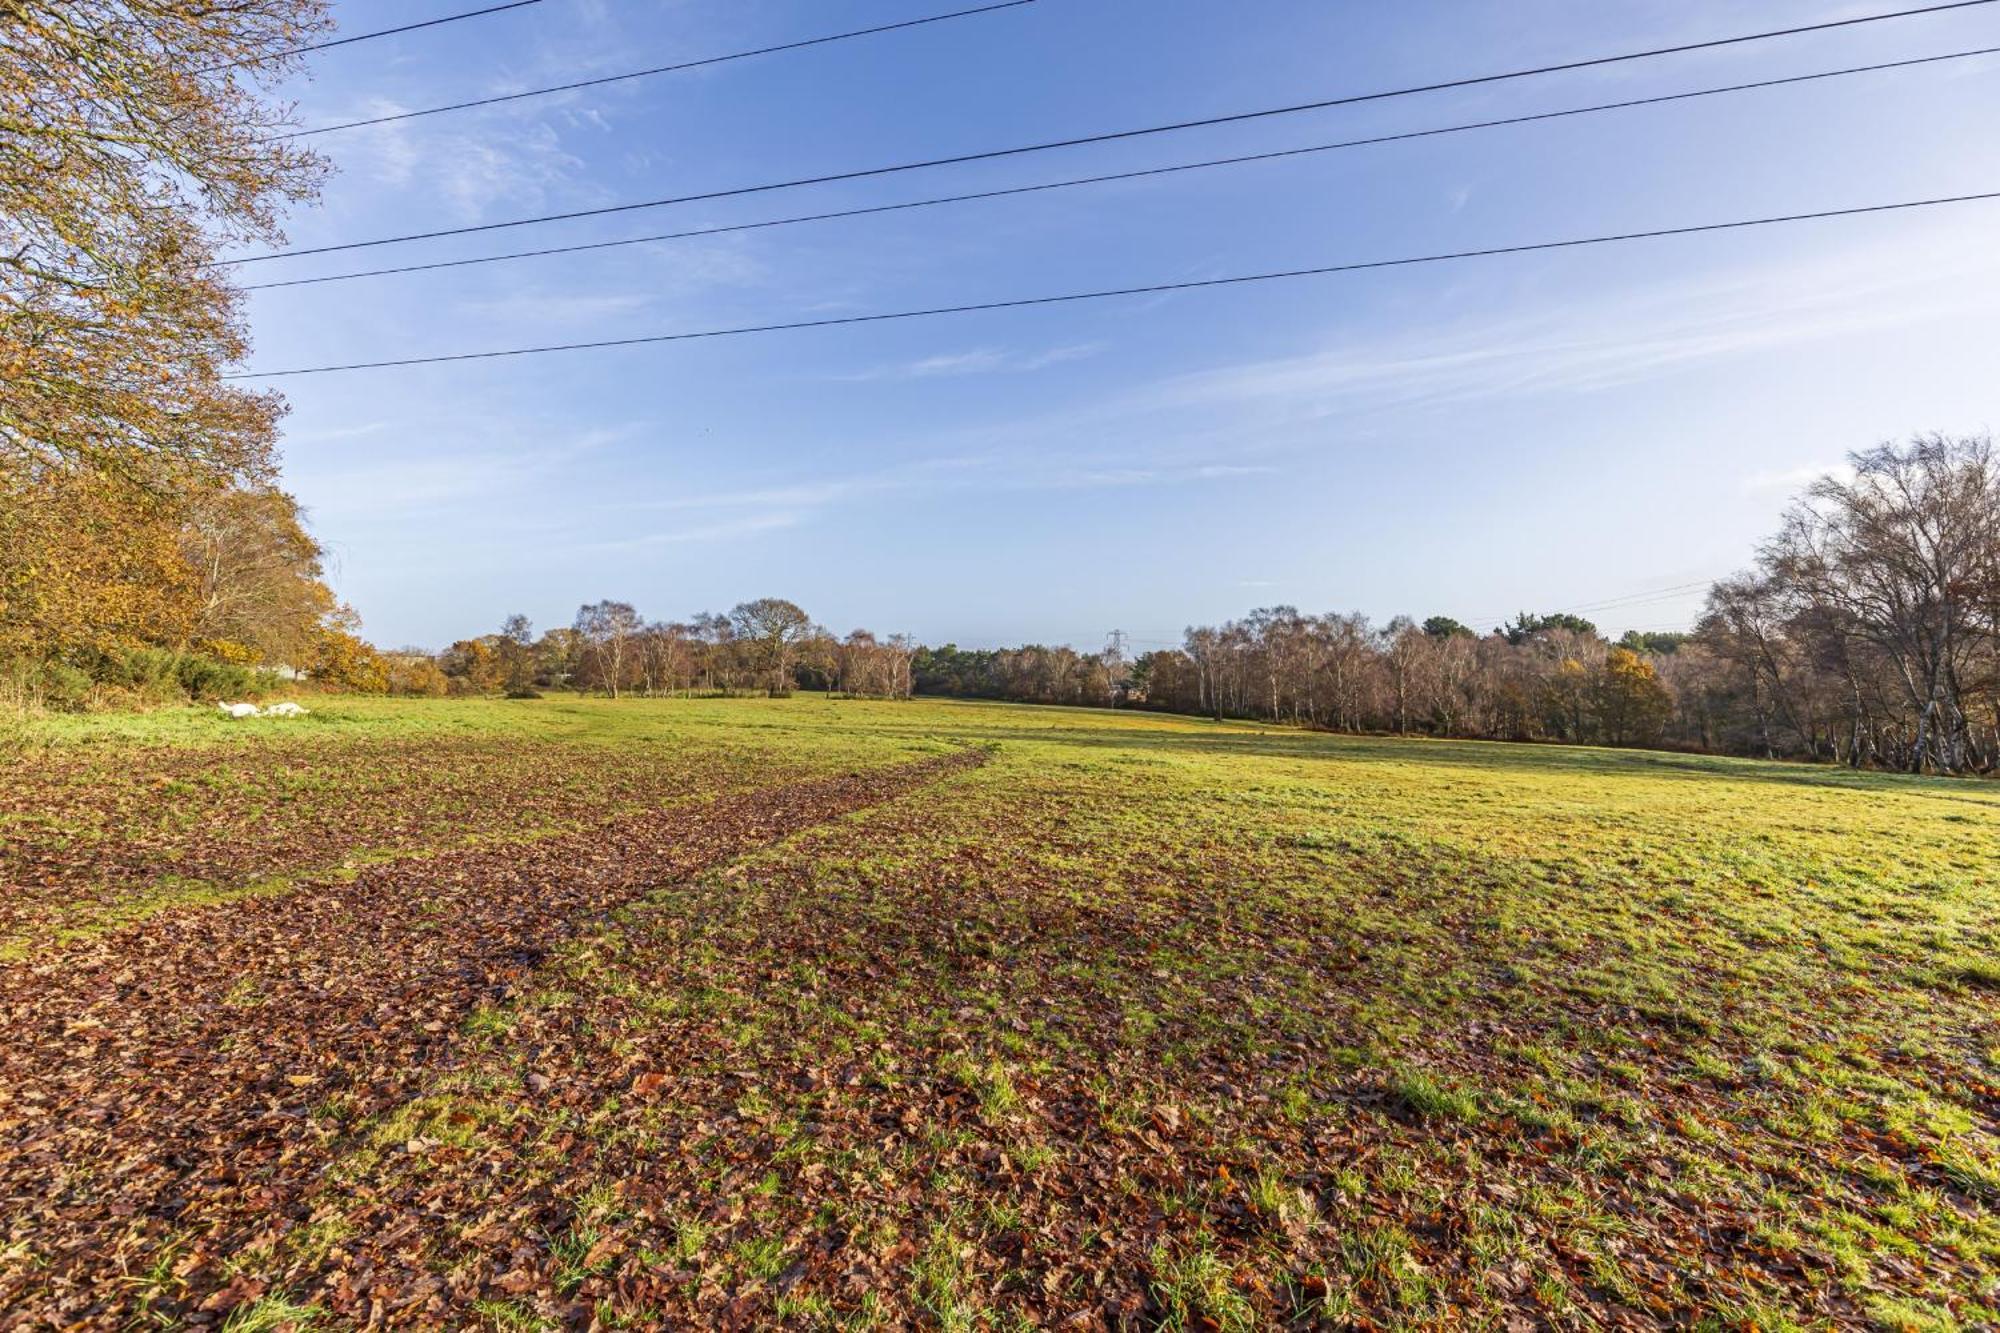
[1,696,1996,1330]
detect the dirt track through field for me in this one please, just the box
[0,748,985,1329]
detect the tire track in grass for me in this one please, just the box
[0,733,830,949]
[0,747,987,1328]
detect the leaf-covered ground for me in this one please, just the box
[0,698,906,953]
[2,697,1997,1330]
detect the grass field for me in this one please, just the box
[2,696,1997,1329]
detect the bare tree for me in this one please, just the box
[574,601,641,698]
[1763,434,1999,772]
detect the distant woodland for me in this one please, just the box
[921,436,2000,776]
[364,434,2000,776]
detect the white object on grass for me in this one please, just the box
[214,701,310,718]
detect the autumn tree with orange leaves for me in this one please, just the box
[0,1,380,701]
[1,0,328,480]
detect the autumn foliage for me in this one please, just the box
[0,0,391,708]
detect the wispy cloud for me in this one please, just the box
[457,291,654,324]
[740,210,2000,518]
[1144,214,2000,419]
[1740,461,1853,496]
[829,343,1102,382]
[584,511,804,553]
[285,420,391,444]
[288,422,643,520]
[617,456,985,515]
[327,112,592,224]
[607,452,1273,528]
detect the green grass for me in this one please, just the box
[1149,1234,1258,1331]
[1387,1070,1481,1123]
[6,693,1998,1327]
[0,693,947,951]
[219,1294,323,1332]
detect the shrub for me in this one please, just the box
[98,648,271,703]
[384,655,448,697]
[173,653,271,702]
[0,656,94,711]
[1,648,275,712]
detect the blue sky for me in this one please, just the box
[241,0,2000,651]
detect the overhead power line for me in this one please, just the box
[275,0,1040,141]
[224,187,2000,379]
[1451,580,1722,629]
[218,0,1999,267]
[1568,583,1718,612]
[1532,581,1719,617]
[241,44,2000,292]
[205,0,545,73]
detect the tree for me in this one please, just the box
[1321,613,1375,732]
[440,638,503,695]
[636,621,697,697]
[730,598,814,696]
[497,614,536,694]
[1382,617,1429,735]
[1098,631,1130,707]
[179,485,334,666]
[1618,630,1686,655]
[1503,612,1599,646]
[533,627,580,689]
[575,601,641,697]
[0,1,382,706]
[1545,656,1592,741]
[311,608,387,693]
[1763,435,1999,772]
[691,612,736,692]
[382,651,448,698]
[1181,627,1225,720]
[2,0,328,484]
[1593,648,1672,746]
[886,634,917,700]
[0,464,194,662]
[833,433,1997,774]
[1423,627,1480,735]
[1699,572,1814,761]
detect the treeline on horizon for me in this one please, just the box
[922,435,2000,775]
[8,430,1996,777]
[9,433,1998,778]
[393,597,916,703]
[384,435,2000,777]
